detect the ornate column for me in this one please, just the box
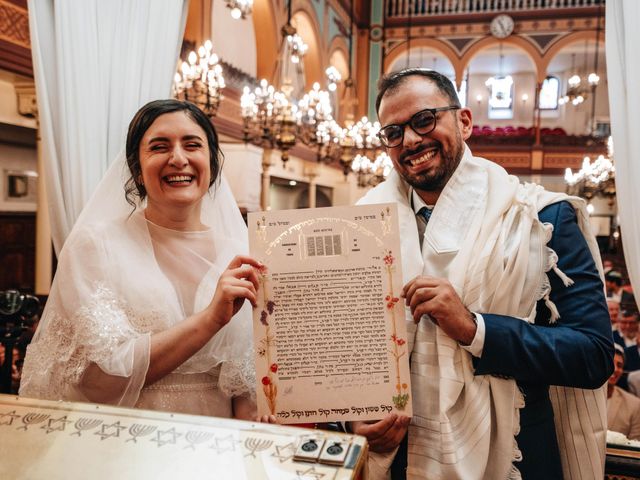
[305,164,319,209]
[15,82,52,294]
[261,148,273,211]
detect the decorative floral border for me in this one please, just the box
[383,250,409,410]
[257,268,278,415]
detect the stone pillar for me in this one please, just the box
[15,82,52,294]
[261,148,273,211]
[305,164,319,209]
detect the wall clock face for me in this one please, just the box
[490,14,514,39]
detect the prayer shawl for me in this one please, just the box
[358,146,607,479]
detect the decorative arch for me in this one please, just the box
[384,38,461,85]
[253,0,279,81]
[327,38,350,123]
[541,31,602,78]
[291,7,324,88]
[460,36,543,83]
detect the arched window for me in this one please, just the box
[486,75,514,119]
[539,76,560,110]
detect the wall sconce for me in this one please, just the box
[521,93,529,104]
[476,94,483,105]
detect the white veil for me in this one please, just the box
[20,149,255,406]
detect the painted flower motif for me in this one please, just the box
[261,376,271,386]
[397,338,406,346]
[270,363,278,373]
[391,334,397,342]
[402,383,408,390]
[383,251,394,266]
[260,310,268,326]
[386,296,400,310]
[266,300,276,315]
[257,347,266,357]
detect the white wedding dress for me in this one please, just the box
[20,163,254,417]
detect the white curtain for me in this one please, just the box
[28,0,189,254]
[606,1,640,311]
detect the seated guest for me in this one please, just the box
[609,300,625,347]
[20,100,260,419]
[618,308,639,348]
[608,344,640,440]
[606,270,623,300]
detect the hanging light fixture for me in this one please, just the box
[325,66,341,92]
[565,136,615,201]
[485,43,513,109]
[240,0,307,163]
[352,152,393,187]
[172,40,225,117]
[224,0,253,20]
[559,38,599,108]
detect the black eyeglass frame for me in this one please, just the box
[377,106,461,148]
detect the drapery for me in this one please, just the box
[27,0,188,253]
[606,1,640,311]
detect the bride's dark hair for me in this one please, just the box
[124,99,223,207]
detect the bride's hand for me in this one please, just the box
[207,255,261,329]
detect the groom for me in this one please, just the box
[352,68,613,479]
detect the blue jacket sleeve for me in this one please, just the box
[473,201,614,388]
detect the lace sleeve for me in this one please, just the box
[20,225,150,406]
[218,347,256,403]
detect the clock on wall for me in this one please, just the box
[490,14,515,39]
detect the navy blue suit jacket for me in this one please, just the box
[625,345,640,372]
[474,201,614,479]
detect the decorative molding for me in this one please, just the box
[0,0,29,49]
[445,37,477,55]
[527,33,562,52]
[14,81,37,118]
[481,152,532,171]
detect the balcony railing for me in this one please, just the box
[386,0,604,19]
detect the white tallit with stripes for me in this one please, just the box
[358,145,607,479]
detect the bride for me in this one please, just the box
[20,99,260,419]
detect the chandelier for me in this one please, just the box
[565,136,615,200]
[224,0,253,19]
[241,79,298,163]
[172,40,225,117]
[558,49,600,107]
[316,116,382,174]
[351,152,393,187]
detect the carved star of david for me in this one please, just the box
[41,415,72,434]
[295,466,326,479]
[94,421,127,440]
[0,410,20,426]
[209,434,237,454]
[151,427,181,447]
[271,441,297,463]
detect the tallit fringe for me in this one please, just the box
[552,263,575,287]
[544,292,561,323]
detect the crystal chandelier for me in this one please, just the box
[172,40,225,117]
[558,49,600,107]
[224,0,253,20]
[296,82,334,146]
[240,0,316,164]
[565,136,615,200]
[352,152,393,187]
[325,66,341,92]
[316,116,382,175]
[241,79,298,163]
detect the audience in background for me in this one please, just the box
[618,309,639,348]
[608,345,640,440]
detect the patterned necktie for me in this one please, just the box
[417,206,433,224]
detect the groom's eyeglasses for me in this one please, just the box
[377,106,460,148]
